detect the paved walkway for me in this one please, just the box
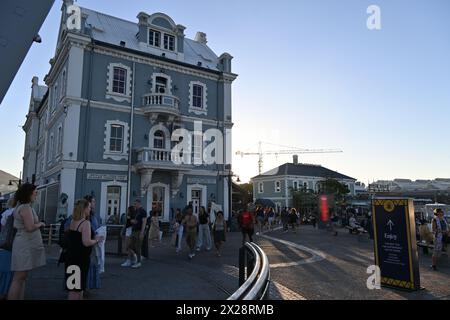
[24,225,450,300]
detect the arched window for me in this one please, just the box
[153,130,165,149]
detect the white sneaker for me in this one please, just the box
[196,247,201,252]
[131,262,142,268]
[121,260,132,267]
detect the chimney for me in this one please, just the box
[195,32,207,44]
[293,155,299,165]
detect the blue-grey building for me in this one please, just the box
[251,156,356,210]
[22,1,237,224]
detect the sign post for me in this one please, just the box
[372,198,420,290]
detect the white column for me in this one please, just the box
[63,45,83,161]
[60,168,77,216]
[223,176,229,220]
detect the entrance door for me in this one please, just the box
[107,186,121,219]
[191,189,202,216]
[152,186,165,216]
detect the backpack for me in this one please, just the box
[58,218,69,249]
[241,211,253,228]
[0,213,17,251]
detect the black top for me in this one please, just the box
[199,211,209,225]
[126,208,137,228]
[132,207,147,231]
[65,220,92,291]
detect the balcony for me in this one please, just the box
[135,148,192,172]
[141,93,180,120]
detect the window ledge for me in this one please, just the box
[188,106,207,116]
[106,92,131,103]
[103,152,128,161]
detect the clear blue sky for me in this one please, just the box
[1,0,449,183]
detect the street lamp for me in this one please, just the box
[8,179,21,187]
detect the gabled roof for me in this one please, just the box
[252,163,356,181]
[80,7,220,71]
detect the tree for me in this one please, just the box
[291,187,318,217]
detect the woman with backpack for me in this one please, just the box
[8,183,46,300]
[0,197,16,299]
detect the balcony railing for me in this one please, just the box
[137,148,173,163]
[142,93,180,117]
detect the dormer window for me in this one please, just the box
[163,34,175,51]
[149,29,161,47]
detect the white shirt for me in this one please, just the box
[1,208,14,227]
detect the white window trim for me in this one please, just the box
[148,28,162,48]
[106,63,132,103]
[100,181,127,223]
[258,182,264,194]
[147,182,170,222]
[48,133,54,164]
[275,180,281,193]
[149,123,171,150]
[187,183,208,217]
[163,33,176,52]
[60,68,67,103]
[151,73,173,95]
[188,81,208,115]
[56,124,63,160]
[104,120,129,161]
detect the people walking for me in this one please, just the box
[64,199,104,300]
[8,184,46,300]
[174,209,184,253]
[281,208,289,232]
[329,210,338,236]
[148,210,161,248]
[256,206,265,235]
[128,199,147,268]
[121,206,137,267]
[267,207,275,231]
[213,211,227,257]
[0,197,16,299]
[196,206,212,251]
[183,206,198,259]
[431,208,449,270]
[238,204,255,246]
[289,208,298,233]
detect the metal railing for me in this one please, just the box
[228,242,270,300]
[41,224,60,246]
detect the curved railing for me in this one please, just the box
[228,242,270,300]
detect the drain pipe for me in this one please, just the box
[126,62,136,210]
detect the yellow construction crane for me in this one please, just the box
[236,141,343,175]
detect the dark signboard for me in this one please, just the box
[372,198,420,290]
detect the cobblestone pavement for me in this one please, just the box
[25,225,449,300]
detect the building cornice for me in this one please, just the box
[45,32,90,85]
[92,41,224,82]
